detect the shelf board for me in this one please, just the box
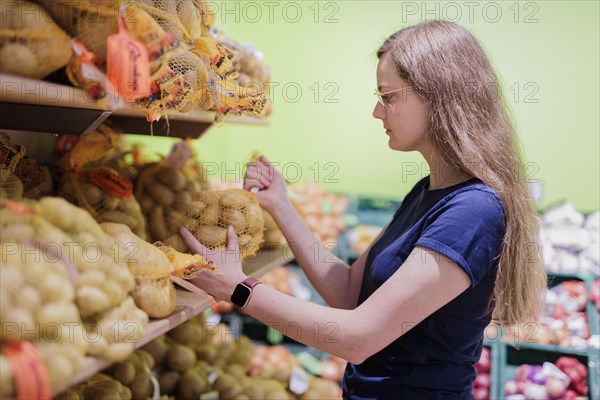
[502,340,592,357]
[0,74,268,138]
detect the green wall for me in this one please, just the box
[131,1,599,212]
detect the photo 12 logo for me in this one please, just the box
[401,1,540,24]
[201,1,341,24]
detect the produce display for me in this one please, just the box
[134,142,202,242]
[473,347,492,400]
[81,316,341,400]
[289,183,349,245]
[346,225,383,255]
[0,0,72,78]
[57,130,148,240]
[502,280,593,349]
[540,203,599,277]
[164,188,265,261]
[0,197,149,364]
[0,247,88,395]
[503,357,588,400]
[35,0,268,119]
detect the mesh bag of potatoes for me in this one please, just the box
[101,222,177,318]
[0,246,88,395]
[135,142,202,242]
[0,197,150,363]
[164,188,265,261]
[0,197,136,320]
[57,129,148,240]
[0,0,72,78]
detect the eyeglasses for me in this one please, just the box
[374,86,413,109]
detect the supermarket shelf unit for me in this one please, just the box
[0,74,267,139]
[0,73,279,396]
[490,270,600,400]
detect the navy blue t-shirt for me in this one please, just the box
[343,176,506,400]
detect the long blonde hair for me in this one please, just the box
[378,20,546,326]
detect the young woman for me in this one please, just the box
[180,20,547,400]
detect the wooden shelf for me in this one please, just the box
[0,74,267,139]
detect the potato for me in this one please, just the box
[112,361,136,385]
[157,167,186,191]
[130,372,153,399]
[102,195,120,211]
[98,210,138,228]
[148,182,175,208]
[200,204,219,225]
[219,189,250,208]
[138,195,155,214]
[0,43,37,77]
[159,371,180,395]
[164,233,190,253]
[149,206,168,241]
[220,208,246,232]
[167,344,197,372]
[80,183,103,206]
[186,200,207,218]
[197,226,227,248]
[174,190,192,211]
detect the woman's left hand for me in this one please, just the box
[179,225,248,302]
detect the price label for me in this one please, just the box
[107,18,151,102]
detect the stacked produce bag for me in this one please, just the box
[30,0,268,120]
[56,127,148,240]
[0,0,72,78]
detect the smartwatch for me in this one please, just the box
[231,277,262,308]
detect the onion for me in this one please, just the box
[515,364,532,382]
[546,377,567,399]
[504,380,519,395]
[524,383,548,400]
[474,374,490,388]
[473,387,489,400]
[321,360,339,382]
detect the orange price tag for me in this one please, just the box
[3,342,51,400]
[107,17,151,102]
[87,168,133,198]
[2,199,33,215]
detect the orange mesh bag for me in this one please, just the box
[163,188,264,261]
[135,142,201,241]
[0,0,72,78]
[56,129,147,240]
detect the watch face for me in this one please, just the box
[231,284,252,308]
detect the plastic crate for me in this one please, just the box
[497,342,597,399]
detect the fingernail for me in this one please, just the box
[228,225,234,233]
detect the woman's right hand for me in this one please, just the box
[243,155,288,213]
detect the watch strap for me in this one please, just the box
[241,277,261,289]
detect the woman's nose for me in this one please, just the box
[373,102,385,120]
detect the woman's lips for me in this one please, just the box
[386,129,392,134]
